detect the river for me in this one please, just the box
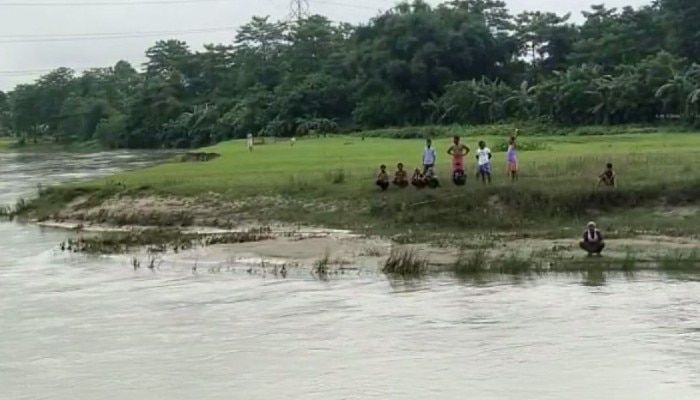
[1,151,699,400]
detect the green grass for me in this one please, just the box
[20,130,700,236]
[83,133,700,194]
[0,138,12,151]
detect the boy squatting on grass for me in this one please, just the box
[411,168,425,189]
[599,163,617,188]
[407,167,438,189]
[376,165,390,191]
[393,163,409,188]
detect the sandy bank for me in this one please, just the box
[45,220,700,273]
[29,194,700,273]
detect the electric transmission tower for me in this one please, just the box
[288,0,310,21]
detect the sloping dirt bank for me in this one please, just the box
[21,192,700,272]
[44,218,700,273]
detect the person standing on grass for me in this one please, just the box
[246,133,254,152]
[507,129,519,182]
[422,139,437,174]
[580,221,605,256]
[448,136,469,185]
[475,140,492,184]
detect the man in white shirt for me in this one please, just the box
[422,138,437,174]
[475,140,492,184]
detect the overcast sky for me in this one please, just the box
[0,0,651,91]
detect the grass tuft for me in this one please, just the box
[382,247,427,276]
[452,248,489,276]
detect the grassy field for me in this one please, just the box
[19,131,700,238]
[86,133,700,194]
[0,137,12,151]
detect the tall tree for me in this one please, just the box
[661,0,700,62]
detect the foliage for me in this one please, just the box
[4,0,700,148]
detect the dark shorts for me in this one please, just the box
[478,163,491,174]
[423,164,434,173]
[452,169,466,186]
[580,241,605,254]
[376,180,389,191]
[393,179,409,188]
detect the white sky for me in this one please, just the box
[0,0,652,91]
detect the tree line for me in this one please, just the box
[0,0,699,149]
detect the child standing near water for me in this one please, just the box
[507,129,519,182]
[246,133,254,151]
[448,136,469,185]
[422,139,437,174]
[475,140,492,184]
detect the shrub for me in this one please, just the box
[382,247,427,275]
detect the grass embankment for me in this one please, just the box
[0,137,12,151]
[13,130,700,242]
[0,137,104,152]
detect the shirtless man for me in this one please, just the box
[580,221,605,256]
[448,136,470,185]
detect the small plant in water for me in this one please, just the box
[655,249,700,271]
[313,249,332,278]
[453,248,488,276]
[382,247,427,276]
[620,249,638,271]
[495,253,534,275]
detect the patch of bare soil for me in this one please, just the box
[653,206,699,218]
[42,194,700,273]
[52,195,253,228]
[114,231,700,276]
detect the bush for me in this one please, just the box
[382,247,427,275]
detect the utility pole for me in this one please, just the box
[288,0,310,21]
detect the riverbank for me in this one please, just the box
[0,138,106,153]
[8,131,700,270]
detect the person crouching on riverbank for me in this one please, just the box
[376,165,390,191]
[580,221,605,256]
[393,163,409,188]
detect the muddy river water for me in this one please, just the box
[1,151,699,400]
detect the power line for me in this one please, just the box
[288,0,310,21]
[317,0,382,11]
[0,0,388,8]
[0,0,232,6]
[0,66,97,76]
[0,27,236,43]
